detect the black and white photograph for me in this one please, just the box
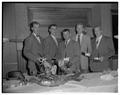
[2,2,118,93]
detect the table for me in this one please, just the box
[3,71,118,93]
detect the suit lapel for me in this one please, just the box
[66,39,71,48]
[32,34,41,45]
[97,36,103,51]
[81,35,84,46]
[95,36,105,57]
[50,36,58,47]
[65,40,72,57]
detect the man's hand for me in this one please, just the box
[64,57,69,64]
[94,57,99,60]
[93,57,104,62]
[64,57,69,61]
[58,59,64,67]
[51,65,57,75]
[99,56,104,62]
[85,53,91,57]
[43,61,52,68]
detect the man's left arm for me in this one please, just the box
[104,38,115,59]
[69,42,80,64]
[99,38,115,62]
[84,36,92,57]
[87,36,92,54]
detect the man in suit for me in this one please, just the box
[58,29,80,74]
[90,26,115,72]
[75,23,92,73]
[44,24,59,62]
[23,21,45,76]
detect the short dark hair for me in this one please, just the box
[62,29,70,33]
[61,29,70,40]
[48,24,57,34]
[29,21,40,32]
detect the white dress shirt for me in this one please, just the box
[76,33,83,45]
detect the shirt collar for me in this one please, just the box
[76,33,83,41]
[77,33,83,37]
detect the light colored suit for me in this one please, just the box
[23,33,44,73]
[90,35,115,72]
[58,40,80,73]
[75,33,92,72]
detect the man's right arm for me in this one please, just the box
[23,38,38,62]
[44,38,50,60]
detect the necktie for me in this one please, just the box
[65,41,67,48]
[96,40,99,48]
[65,41,67,58]
[78,35,81,48]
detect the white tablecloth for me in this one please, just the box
[3,71,118,93]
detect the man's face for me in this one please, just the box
[63,31,70,41]
[76,24,84,34]
[94,27,102,37]
[32,24,40,35]
[50,26,57,36]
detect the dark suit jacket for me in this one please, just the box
[23,34,44,63]
[44,35,59,60]
[90,35,115,71]
[58,40,80,72]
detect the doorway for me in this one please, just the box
[112,13,118,54]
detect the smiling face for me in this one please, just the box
[49,26,57,37]
[32,23,40,35]
[76,24,84,34]
[94,27,102,38]
[63,30,70,41]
